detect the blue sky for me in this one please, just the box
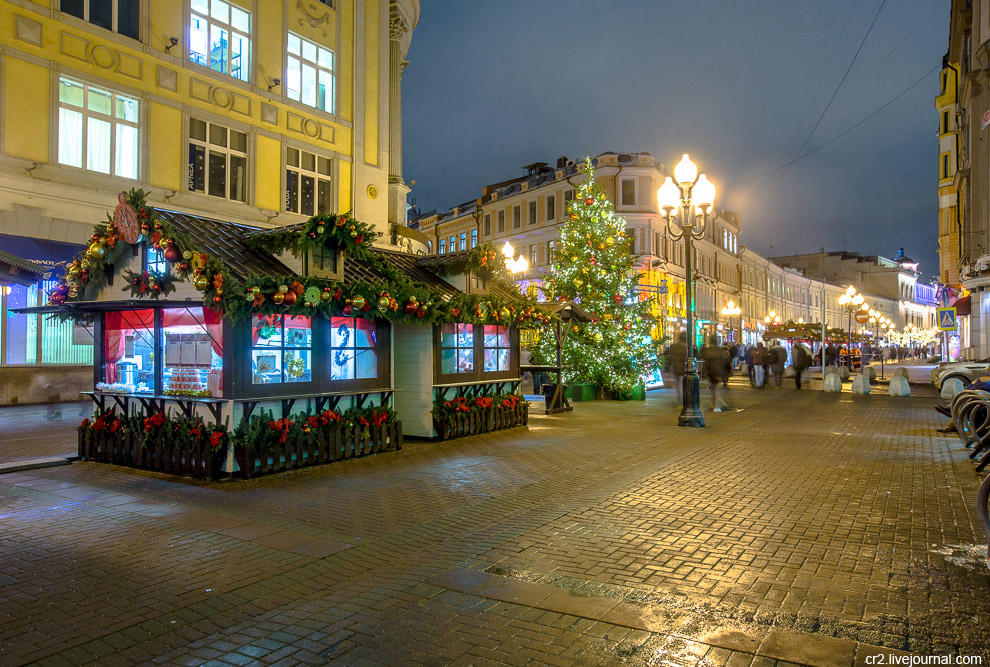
[402,1,948,276]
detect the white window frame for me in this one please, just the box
[57,76,139,180]
[187,117,249,202]
[286,33,336,115]
[189,0,252,83]
[285,145,334,216]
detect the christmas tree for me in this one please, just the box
[534,160,659,396]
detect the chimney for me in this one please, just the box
[556,156,568,169]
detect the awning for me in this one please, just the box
[0,249,46,287]
[11,299,211,315]
[952,294,971,317]
[0,233,84,268]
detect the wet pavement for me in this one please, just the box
[0,381,987,666]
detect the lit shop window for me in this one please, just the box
[58,77,138,179]
[440,323,474,374]
[251,314,311,384]
[329,317,378,380]
[286,33,335,114]
[189,0,251,82]
[160,308,223,396]
[483,325,510,372]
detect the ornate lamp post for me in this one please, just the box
[658,154,716,428]
[720,299,741,345]
[501,241,529,276]
[837,286,865,369]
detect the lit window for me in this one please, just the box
[286,33,335,114]
[161,307,223,397]
[440,323,474,374]
[189,0,251,83]
[286,147,332,215]
[61,0,139,39]
[251,314,311,384]
[449,235,455,253]
[439,239,446,254]
[471,229,478,248]
[329,317,378,380]
[459,232,466,251]
[58,77,139,179]
[145,245,168,275]
[188,118,248,202]
[529,244,537,267]
[483,325,510,372]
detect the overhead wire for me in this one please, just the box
[780,0,889,179]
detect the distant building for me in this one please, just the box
[936,55,961,288]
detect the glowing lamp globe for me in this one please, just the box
[673,154,698,185]
[657,177,680,211]
[693,174,716,209]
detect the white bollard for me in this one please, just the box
[784,364,796,377]
[894,367,909,379]
[823,373,842,393]
[941,377,965,399]
[824,365,838,376]
[888,376,911,397]
[851,375,871,395]
[863,366,877,383]
[838,366,851,381]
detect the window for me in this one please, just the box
[484,214,491,236]
[439,239,446,254]
[103,310,155,392]
[145,244,168,275]
[943,110,950,133]
[449,235,455,253]
[546,195,555,221]
[564,189,574,203]
[497,211,505,233]
[547,240,556,263]
[306,244,337,277]
[621,178,636,206]
[459,232,467,251]
[161,308,223,396]
[58,77,139,179]
[942,153,950,179]
[61,0,139,39]
[286,147,332,215]
[483,325,510,372]
[529,243,537,267]
[329,317,377,380]
[471,229,478,248]
[513,206,521,229]
[188,118,247,202]
[529,201,537,225]
[440,323,474,374]
[286,33,335,114]
[251,314,311,384]
[189,0,251,83]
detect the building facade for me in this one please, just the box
[936,55,961,288]
[0,0,420,403]
[414,152,939,351]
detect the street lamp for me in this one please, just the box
[658,154,716,428]
[501,241,529,276]
[837,286,864,370]
[720,299,741,344]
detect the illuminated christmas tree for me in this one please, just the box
[535,160,659,396]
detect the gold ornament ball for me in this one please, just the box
[499,307,511,320]
[409,295,419,305]
[272,292,285,305]
[87,242,106,259]
[316,225,325,234]
[352,294,366,309]
[377,296,390,310]
[245,292,255,303]
[350,229,358,238]
[278,284,289,294]
[606,237,614,245]
[193,276,209,291]
[251,286,261,296]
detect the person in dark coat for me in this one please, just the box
[701,336,729,412]
[744,345,755,385]
[824,344,837,368]
[792,343,811,389]
[769,341,787,388]
[665,332,687,406]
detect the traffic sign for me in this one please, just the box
[937,307,958,331]
[854,309,870,324]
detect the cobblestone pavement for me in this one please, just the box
[1,384,988,666]
[0,401,88,464]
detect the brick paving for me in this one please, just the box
[0,384,988,666]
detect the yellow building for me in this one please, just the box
[0,0,420,402]
[936,55,961,287]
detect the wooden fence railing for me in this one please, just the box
[434,403,528,441]
[78,430,222,480]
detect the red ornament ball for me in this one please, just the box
[584,198,594,206]
[342,304,354,316]
[281,290,297,306]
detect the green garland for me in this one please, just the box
[122,269,175,299]
[429,244,508,280]
[48,190,551,329]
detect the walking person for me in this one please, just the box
[752,341,767,388]
[744,344,755,385]
[702,336,730,412]
[769,340,787,389]
[792,342,811,390]
[665,333,687,407]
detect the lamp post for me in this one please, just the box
[720,299,741,345]
[501,241,529,277]
[837,286,864,369]
[658,154,716,428]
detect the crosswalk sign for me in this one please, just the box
[937,307,958,331]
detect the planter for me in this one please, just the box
[433,402,529,441]
[78,428,224,480]
[234,421,403,479]
[567,383,597,402]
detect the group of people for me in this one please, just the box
[664,336,813,413]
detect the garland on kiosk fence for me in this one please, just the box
[48,189,551,329]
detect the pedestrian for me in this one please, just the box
[665,332,687,406]
[824,344,837,368]
[792,342,811,389]
[728,342,739,371]
[702,336,730,412]
[744,344,755,385]
[752,341,767,388]
[769,340,787,389]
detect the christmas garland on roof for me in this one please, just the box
[428,244,508,280]
[47,189,550,329]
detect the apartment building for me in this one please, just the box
[0,0,420,403]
